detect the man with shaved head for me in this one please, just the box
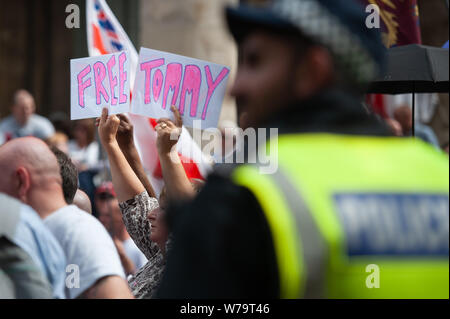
[0,137,133,299]
[0,137,65,216]
[0,89,55,143]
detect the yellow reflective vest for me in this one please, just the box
[232,134,449,299]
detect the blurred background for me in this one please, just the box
[0,0,238,127]
[0,0,448,144]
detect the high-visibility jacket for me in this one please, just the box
[232,134,449,299]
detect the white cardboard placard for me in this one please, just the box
[131,47,230,129]
[70,51,131,120]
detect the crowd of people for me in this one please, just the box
[0,86,206,298]
[0,0,448,299]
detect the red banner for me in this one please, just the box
[359,0,422,48]
[360,0,422,119]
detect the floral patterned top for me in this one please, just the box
[119,191,168,299]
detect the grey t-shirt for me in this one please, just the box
[0,114,55,140]
[44,205,126,298]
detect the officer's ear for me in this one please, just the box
[293,46,335,99]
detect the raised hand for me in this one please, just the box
[96,111,157,199]
[155,106,183,155]
[155,106,196,201]
[97,107,120,146]
[116,114,135,150]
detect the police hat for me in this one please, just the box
[226,0,386,86]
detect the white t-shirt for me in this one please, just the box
[44,205,125,298]
[0,114,55,141]
[123,238,147,271]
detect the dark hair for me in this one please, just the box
[50,146,78,204]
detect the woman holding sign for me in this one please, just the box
[96,106,197,298]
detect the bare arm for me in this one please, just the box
[116,114,156,199]
[98,109,160,258]
[79,275,134,299]
[97,108,145,203]
[156,106,196,201]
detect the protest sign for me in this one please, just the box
[70,51,130,120]
[131,47,230,129]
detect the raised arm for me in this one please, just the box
[116,114,156,199]
[97,109,160,259]
[97,108,145,202]
[156,106,196,201]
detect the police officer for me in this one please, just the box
[156,0,449,298]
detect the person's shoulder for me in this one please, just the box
[45,205,119,262]
[63,205,104,226]
[19,204,61,245]
[50,206,125,298]
[18,204,66,259]
[21,205,65,255]
[0,115,15,128]
[31,114,52,125]
[45,205,104,233]
[49,205,115,242]
[15,204,60,254]
[30,114,54,129]
[19,203,51,231]
[28,114,55,138]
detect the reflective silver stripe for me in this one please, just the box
[269,167,328,298]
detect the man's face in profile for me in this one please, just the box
[231,30,300,129]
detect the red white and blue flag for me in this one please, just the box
[86,0,212,194]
